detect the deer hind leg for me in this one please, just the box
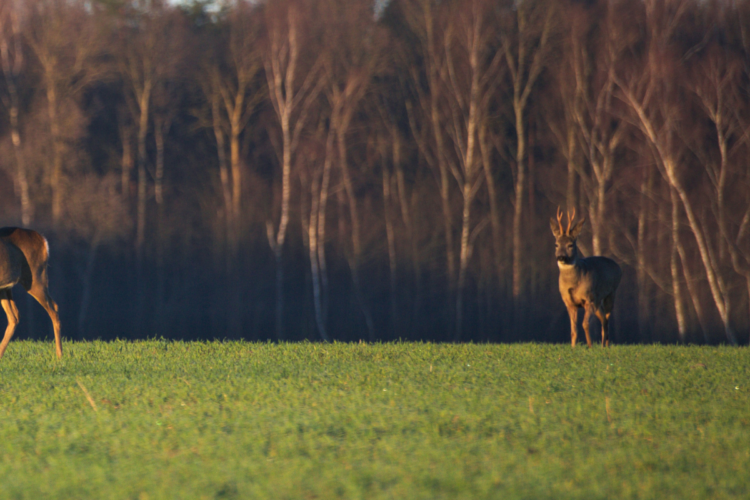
[0,289,19,359]
[600,293,616,347]
[566,305,579,347]
[595,308,609,347]
[27,281,62,359]
[582,303,594,348]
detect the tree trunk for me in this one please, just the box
[479,123,501,337]
[455,185,472,341]
[338,131,375,340]
[154,118,166,331]
[0,35,31,225]
[306,164,327,341]
[270,107,292,340]
[154,116,167,206]
[428,93,455,321]
[227,128,242,338]
[383,168,398,337]
[317,130,332,327]
[394,150,420,331]
[135,81,151,269]
[306,126,333,342]
[664,158,737,344]
[230,120,242,232]
[566,127,578,214]
[637,166,653,342]
[512,104,526,329]
[424,2,456,299]
[479,122,502,292]
[593,169,607,256]
[676,228,710,343]
[46,82,64,225]
[670,187,687,341]
[120,119,133,198]
[135,83,150,334]
[274,245,284,339]
[455,47,481,342]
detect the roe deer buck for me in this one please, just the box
[550,208,621,347]
[0,227,61,359]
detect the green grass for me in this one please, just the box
[0,341,747,499]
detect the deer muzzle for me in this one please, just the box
[556,254,573,265]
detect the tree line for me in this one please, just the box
[0,0,748,344]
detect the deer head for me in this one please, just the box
[550,207,585,266]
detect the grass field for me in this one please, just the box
[0,341,747,499]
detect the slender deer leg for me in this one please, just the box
[566,305,578,347]
[28,285,61,359]
[602,293,615,348]
[595,309,608,347]
[0,289,19,359]
[582,304,594,348]
[604,312,611,347]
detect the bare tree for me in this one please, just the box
[380,138,398,335]
[615,0,738,343]
[198,1,263,336]
[375,86,422,334]
[113,0,186,332]
[319,0,382,339]
[546,2,585,216]
[439,0,503,340]
[152,85,175,332]
[299,119,333,341]
[25,0,102,224]
[568,0,627,256]
[500,0,555,316]
[689,36,750,338]
[0,0,31,225]
[403,0,457,310]
[118,107,134,197]
[262,0,322,339]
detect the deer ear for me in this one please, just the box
[550,217,562,238]
[569,218,586,238]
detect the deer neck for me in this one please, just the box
[557,252,583,275]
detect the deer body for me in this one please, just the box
[551,209,621,347]
[0,227,61,359]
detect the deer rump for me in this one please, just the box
[0,227,48,291]
[0,227,61,359]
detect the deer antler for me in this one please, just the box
[556,206,564,235]
[566,208,576,234]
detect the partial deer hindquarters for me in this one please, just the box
[0,227,61,359]
[550,208,622,348]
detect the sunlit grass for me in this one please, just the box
[0,341,747,499]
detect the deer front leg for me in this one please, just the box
[566,304,579,347]
[582,303,594,348]
[0,289,19,359]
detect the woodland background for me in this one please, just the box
[0,0,748,344]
